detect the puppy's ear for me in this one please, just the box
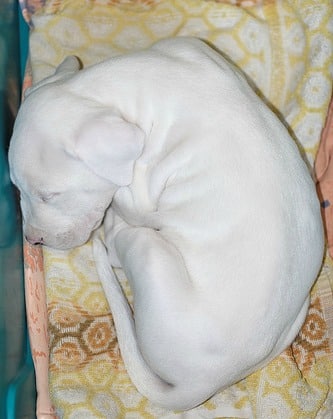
[55,56,82,75]
[24,56,82,98]
[74,115,145,186]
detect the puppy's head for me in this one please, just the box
[8,57,144,249]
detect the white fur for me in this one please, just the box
[9,37,324,410]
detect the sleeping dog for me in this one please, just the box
[8,37,324,410]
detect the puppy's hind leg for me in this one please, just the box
[115,227,193,310]
[93,227,207,410]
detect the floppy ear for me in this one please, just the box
[74,115,145,186]
[55,55,82,75]
[24,56,81,98]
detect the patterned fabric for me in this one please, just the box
[316,100,333,259]
[24,241,57,417]
[20,0,333,417]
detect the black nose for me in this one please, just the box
[25,235,44,246]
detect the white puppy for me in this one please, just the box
[9,37,324,410]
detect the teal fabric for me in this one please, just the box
[0,1,36,417]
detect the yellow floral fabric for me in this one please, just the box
[23,0,333,417]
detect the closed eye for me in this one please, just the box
[39,192,60,202]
